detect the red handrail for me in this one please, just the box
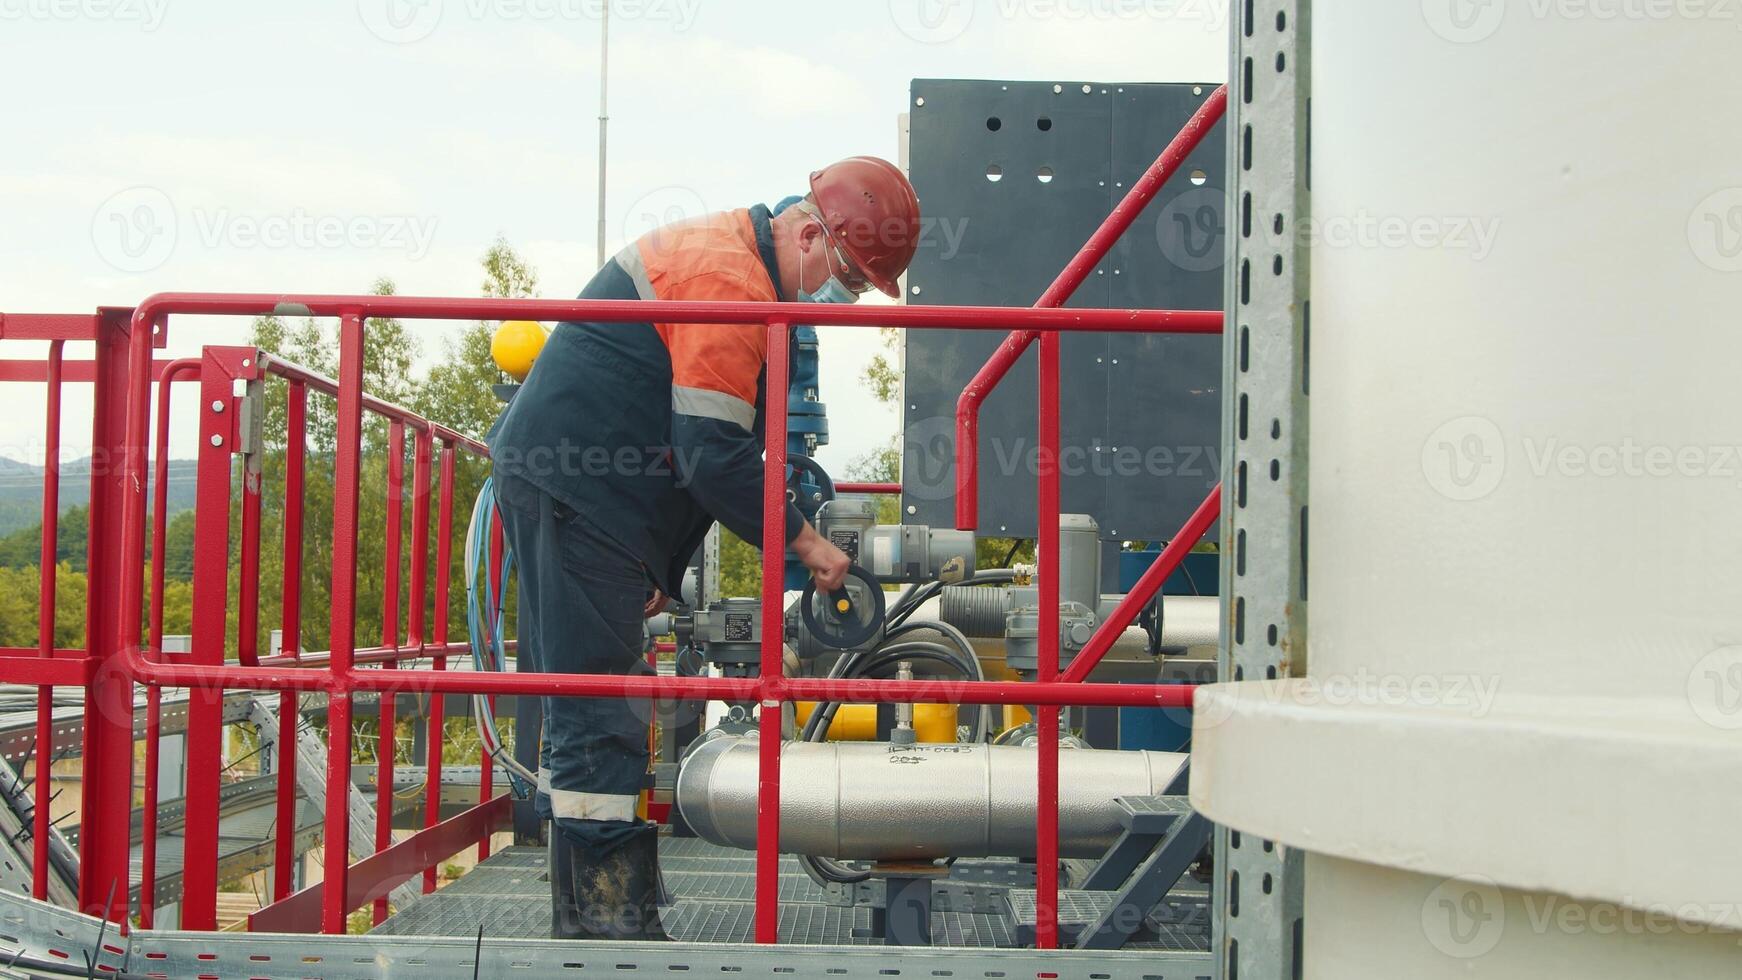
[94,292,1215,940]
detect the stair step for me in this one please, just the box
[1113,794,1193,833]
[1003,888,1111,946]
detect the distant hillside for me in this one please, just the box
[0,457,198,536]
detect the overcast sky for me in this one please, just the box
[0,0,1226,472]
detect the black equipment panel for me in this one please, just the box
[902,79,1225,541]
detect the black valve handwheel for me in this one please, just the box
[799,564,886,651]
[786,454,837,512]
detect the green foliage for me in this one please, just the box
[862,327,901,404]
[0,563,84,648]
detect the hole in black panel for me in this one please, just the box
[1036,116,1053,131]
[1035,166,1055,183]
[986,116,1002,131]
[1189,168,1208,186]
[985,164,1003,182]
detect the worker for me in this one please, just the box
[487,156,922,940]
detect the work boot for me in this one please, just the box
[551,823,669,940]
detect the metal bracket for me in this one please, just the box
[1214,0,1312,976]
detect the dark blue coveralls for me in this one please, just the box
[488,203,804,850]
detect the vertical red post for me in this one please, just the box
[31,339,64,901]
[179,348,239,930]
[141,358,194,926]
[273,380,307,901]
[1035,331,1063,949]
[424,440,455,893]
[373,420,405,924]
[754,320,790,945]
[81,308,136,924]
[322,312,367,934]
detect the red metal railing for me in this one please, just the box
[0,87,1230,946]
[79,292,1216,943]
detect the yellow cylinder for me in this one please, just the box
[490,319,550,382]
[794,702,959,743]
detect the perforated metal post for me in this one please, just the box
[1215,0,1311,976]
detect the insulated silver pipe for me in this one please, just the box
[676,735,1187,860]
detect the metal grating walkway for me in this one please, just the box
[374,841,1209,951]
[372,842,1018,947]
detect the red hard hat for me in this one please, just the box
[808,156,921,298]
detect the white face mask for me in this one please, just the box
[796,208,860,305]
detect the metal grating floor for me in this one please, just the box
[373,842,1019,946]
[374,841,1207,951]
